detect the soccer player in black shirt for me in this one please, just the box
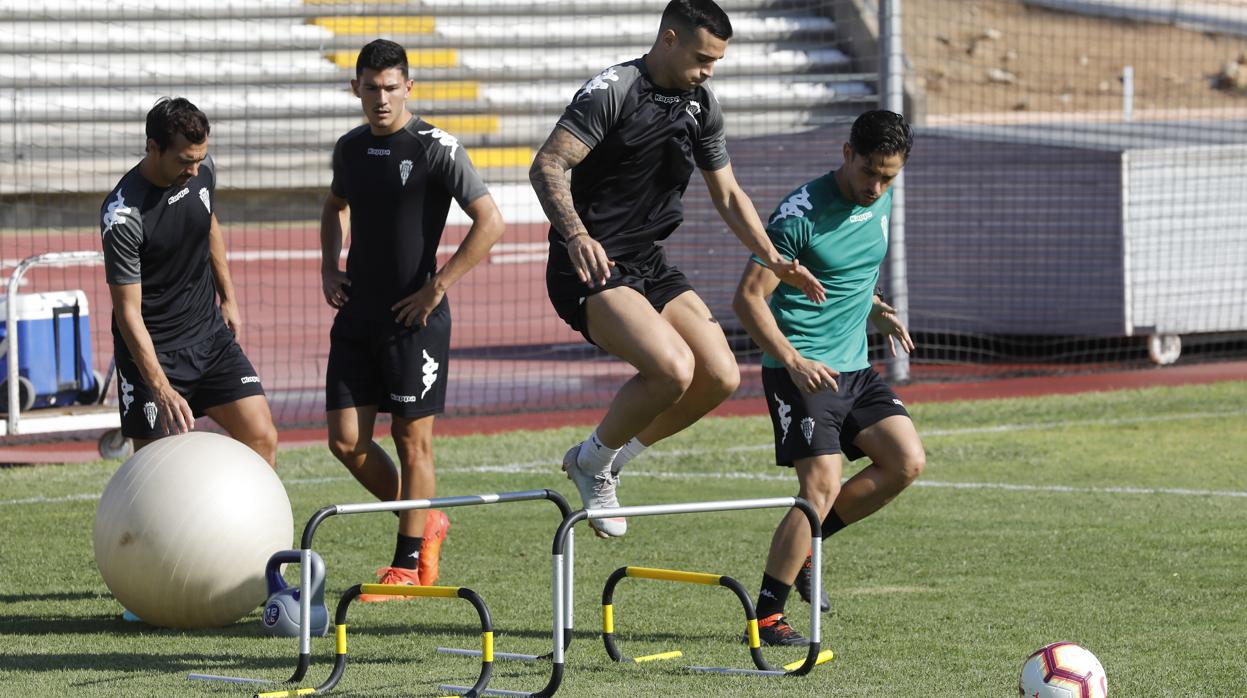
[101,97,277,466]
[321,40,504,597]
[530,0,823,538]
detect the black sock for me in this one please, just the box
[821,508,848,540]
[392,533,423,570]
[756,572,792,619]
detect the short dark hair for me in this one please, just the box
[849,110,913,160]
[145,97,209,153]
[660,0,733,41]
[356,39,409,78]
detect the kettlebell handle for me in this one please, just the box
[264,549,326,605]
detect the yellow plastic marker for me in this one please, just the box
[255,688,316,698]
[746,619,760,649]
[312,17,435,34]
[783,649,835,671]
[632,650,683,663]
[335,624,347,654]
[603,604,614,634]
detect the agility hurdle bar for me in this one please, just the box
[256,583,494,698]
[440,496,826,698]
[189,489,572,693]
[602,566,758,668]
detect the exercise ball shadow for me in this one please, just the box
[93,432,293,629]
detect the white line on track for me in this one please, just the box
[3,408,1244,507]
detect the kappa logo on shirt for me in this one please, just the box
[770,185,813,224]
[167,187,190,205]
[367,147,391,156]
[576,66,620,101]
[102,191,132,235]
[849,211,874,223]
[418,128,461,160]
[653,94,680,104]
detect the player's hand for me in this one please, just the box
[771,258,826,304]
[870,300,914,357]
[154,384,194,435]
[219,297,242,338]
[785,357,839,394]
[322,268,351,308]
[567,233,614,288]
[391,282,444,328]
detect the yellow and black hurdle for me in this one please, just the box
[601,564,833,675]
[256,582,495,698]
[186,489,573,697]
[440,496,834,697]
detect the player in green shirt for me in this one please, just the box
[732,110,925,645]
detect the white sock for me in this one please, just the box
[577,429,621,474]
[611,437,648,475]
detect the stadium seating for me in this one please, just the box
[0,0,876,209]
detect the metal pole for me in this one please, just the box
[880,0,911,383]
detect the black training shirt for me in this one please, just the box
[330,117,489,328]
[101,156,222,350]
[552,56,730,257]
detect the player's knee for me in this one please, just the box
[253,424,278,467]
[706,358,740,401]
[327,434,366,467]
[894,447,925,486]
[651,349,696,402]
[394,433,433,468]
[801,476,841,515]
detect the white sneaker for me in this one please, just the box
[562,443,627,538]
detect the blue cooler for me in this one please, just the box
[0,290,99,410]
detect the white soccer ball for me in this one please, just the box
[1018,642,1108,698]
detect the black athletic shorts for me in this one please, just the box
[113,324,265,439]
[325,297,450,418]
[546,242,693,344]
[762,366,910,466]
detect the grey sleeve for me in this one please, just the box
[100,192,144,285]
[555,64,636,149]
[694,85,730,171]
[330,138,346,198]
[423,128,489,208]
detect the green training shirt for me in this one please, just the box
[752,172,891,372]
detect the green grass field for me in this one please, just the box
[2,382,1246,697]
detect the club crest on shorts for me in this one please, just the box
[143,401,158,429]
[800,417,815,445]
[198,187,211,213]
[774,393,792,442]
[399,159,413,186]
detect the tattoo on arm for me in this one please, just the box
[529,127,592,240]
